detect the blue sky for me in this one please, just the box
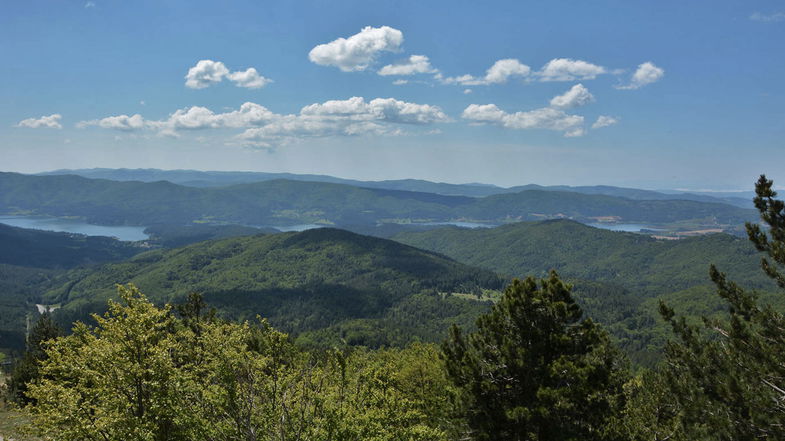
[2,0,784,190]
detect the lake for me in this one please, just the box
[417,221,498,229]
[274,224,327,232]
[0,215,150,241]
[587,223,660,233]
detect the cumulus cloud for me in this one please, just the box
[441,58,530,86]
[616,62,664,90]
[750,11,785,22]
[462,103,585,137]
[549,84,594,109]
[308,26,404,72]
[537,58,606,81]
[592,115,619,129]
[16,114,63,129]
[76,97,448,147]
[378,55,437,76]
[300,96,449,124]
[76,114,146,131]
[185,60,230,89]
[226,68,272,89]
[185,60,271,89]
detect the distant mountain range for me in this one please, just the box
[39,168,753,208]
[1,172,757,229]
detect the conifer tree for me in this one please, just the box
[657,174,785,439]
[442,271,628,441]
[7,312,61,404]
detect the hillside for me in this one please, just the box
[394,219,777,364]
[393,219,771,296]
[0,172,756,228]
[0,224,146,352]
[0,223,142,269]
[43,228,505,347]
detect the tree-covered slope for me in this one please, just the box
[44,228,505,346]
[393,219,770,297]
[0,223,142,269]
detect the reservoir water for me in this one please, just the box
[0,215,150,241]
[419,221,497,229]
[587,223,659,233]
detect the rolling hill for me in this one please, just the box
[0,223,142,269]
[393,219,771,296]
[42,228,506,347]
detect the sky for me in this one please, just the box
[2,0,784,190]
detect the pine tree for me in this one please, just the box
[7,312,61,404]
[442,271,628,441]
[657,174,785,439]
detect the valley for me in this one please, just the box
[0,170,774,367]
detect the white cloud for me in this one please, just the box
[592,115,619,129]
[378,55,437,76]
[84,1,95,8]
[300,96,449,124]
[185,60,230,89]
[16,114,63,129]
[77,97,448,147]
[392,79,408,85]
[538,58,606,81]
[227,68,272,89]
[616,62,664,90]
[441,58,530,86]
[485,59,531,83]
[308,26,403,72]
[463,89,472,94]
[549,84,594,109]
[462,103,585,137]
[77,114,146,131]
[750,11,785,22]
[185,60,272,89]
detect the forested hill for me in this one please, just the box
[0,172,757,227]
[43,228,505,347]
[393,219,772,297]
[0,223,141,269]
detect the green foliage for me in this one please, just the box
[396,219,776,365]
[25,285,454,441]
[443,272,628,441]
[0,264,66,352]
[44,228,504,348]
[395,219,771,296]
[0,223,141,269]
[648,175,785,439]
[144,223,274,248]
[7,313,62,404]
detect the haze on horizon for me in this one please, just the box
[2,0,784,191]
